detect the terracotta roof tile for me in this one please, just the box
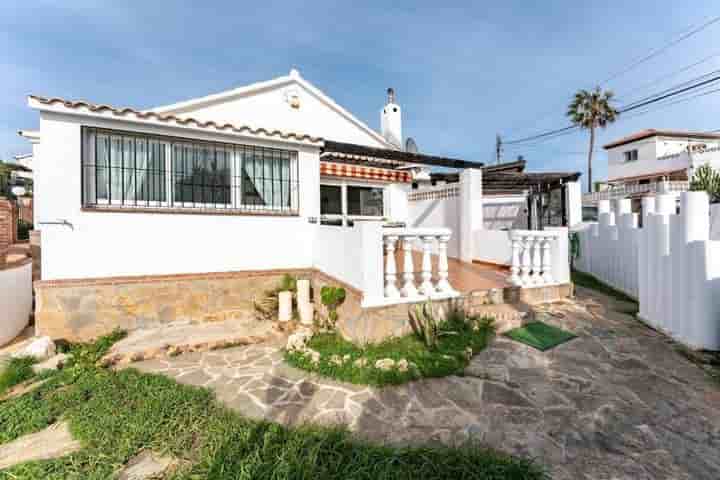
[28,95,323,144]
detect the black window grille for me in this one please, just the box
[82,127,299,213]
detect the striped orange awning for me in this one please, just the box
[320,161,411,183]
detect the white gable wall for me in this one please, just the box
[161,80,389,149]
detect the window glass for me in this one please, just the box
[82,127,297,212]
[320,185,342,215]
[347,186,384,216]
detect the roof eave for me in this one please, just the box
[27,95,324,148]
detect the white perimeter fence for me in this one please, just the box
[575,191,720,350]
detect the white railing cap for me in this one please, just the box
[510,229,561,239]
[382,227,452,237]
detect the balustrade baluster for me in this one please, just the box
[531,236,543,285]
[520,235,532,286]
[419,236,435,295]
[509,236,522,286]
[401,236,418,297]
[436,235,453,293]
[541,235,554,284]
[384,235,400,298]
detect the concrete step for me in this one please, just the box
[468,303,530,334]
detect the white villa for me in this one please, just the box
[583,129,720,208]
[20,69,580,343]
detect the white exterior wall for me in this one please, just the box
[482,194,526,230]
[312,222,383,298]
[575,192,720,350]
[473,229,512,265]
[0,262,32,346]
[406,186,461,259]
[36,112,320,281]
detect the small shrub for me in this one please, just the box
[409,300,442,350]
[320,285,346,329]
[0,356,37,395]
[690,163,720,203]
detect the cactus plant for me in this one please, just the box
[409,300,441,350]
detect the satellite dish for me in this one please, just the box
[405,137,418,153]
[11,186,26,197]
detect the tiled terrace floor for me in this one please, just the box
[392,250,511,293]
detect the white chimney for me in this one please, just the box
[381,88,402,148]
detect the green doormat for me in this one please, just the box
[504,321,577,351]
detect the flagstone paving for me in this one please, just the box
[133,287,720,480]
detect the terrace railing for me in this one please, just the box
[382,227,459,302]
[582,181,688,204]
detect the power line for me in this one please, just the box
[502,14,720,137]
[505,70,720,145]
[615,50,720,102]
[599,14,720,85]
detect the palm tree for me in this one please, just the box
[567,87,619,192]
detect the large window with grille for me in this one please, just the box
[82,127,299,213]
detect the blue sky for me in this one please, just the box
[2,1,720,186]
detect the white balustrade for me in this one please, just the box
[382,227,458,301]
[509,231,560,287]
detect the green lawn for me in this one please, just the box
[0,357,37,396]
[0,331,547,480]
[571,270,638,306]
[285,315,496,387]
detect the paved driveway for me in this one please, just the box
[134,287,720,480]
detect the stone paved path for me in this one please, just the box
[133,287,720,480]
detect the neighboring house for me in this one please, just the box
[583,129,720,207]
[22,69,578,343]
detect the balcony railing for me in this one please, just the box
[382,227,459,302]
[582,181,688,204]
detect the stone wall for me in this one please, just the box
[34,270,309,341]
[34,264,573,344]
[0,199,17,252]
[337,283,574,345]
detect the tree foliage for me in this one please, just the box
[690,163,720,203]
[567,87,619,191]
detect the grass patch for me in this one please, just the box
[0,331,546,479]
[0,357,37,396]
[505,322,576,351]
[285,315,495,387]
[571,270,638,306]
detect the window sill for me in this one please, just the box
[81,206,299,217]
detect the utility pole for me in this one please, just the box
[495,134,502,164]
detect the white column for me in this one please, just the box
[401,236,418,297]
[384,235,400,298]
[419,235,436,295]
[541,235,554,284]
[530,236,543,285]
[436,235,454,293]
[509,235,522,286]
[565,180,582,227]
[459,168,483,263]
[520,235,532,286]
[359,221,385,303]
